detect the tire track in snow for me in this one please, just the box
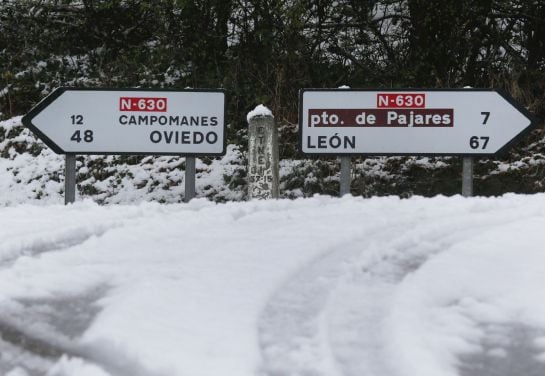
[320,217,528,376]
[0,287,169,376]
[0,216,167,376]
[0,205,158,269]
[459,324,545,376]
[0,223,121,269]
[257,241,356,376]
[0,317,167,376]
[256,219,413,376]
[257,207,543,376]
[330,218,545,376]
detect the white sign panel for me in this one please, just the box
[23,88,226,155]
[299,89,535,156]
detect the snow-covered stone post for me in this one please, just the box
[247,105,279,199]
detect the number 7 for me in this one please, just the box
[481,112,490,125]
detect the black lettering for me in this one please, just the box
[70,130,81,143]
[150,131,161,143]
[318,136,327,148]
[329,133,341,148]
[138,115,148,125]
[170,116,180,126]
[164,131,174,143]
[119,115,128,125]
[190,116,199,126]
[344,136,356,149]
[307,136,316,149]
[193,132,204,144]
[84,130,93,142]
[206,132,218,144]
[210,117,218,126]
[182,131,191,144]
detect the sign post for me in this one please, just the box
[299,89,535,195]
[339,156,351,196]
[23,88,226,204]
[184,156,196,203]
[462,157,474,197]
[65,153,76,204]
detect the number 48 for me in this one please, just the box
[71,130,94,143]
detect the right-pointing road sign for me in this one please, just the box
[299,89,536,156]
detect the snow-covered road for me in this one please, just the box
[1,195,545,376]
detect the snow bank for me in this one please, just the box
[1,195,545,376]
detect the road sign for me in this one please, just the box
[299,89,536,156]
[22,88,226,155]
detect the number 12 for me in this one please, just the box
[71,115,83,125]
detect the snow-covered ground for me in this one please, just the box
[1,194,545,376]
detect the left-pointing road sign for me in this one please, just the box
[22,88,226,155]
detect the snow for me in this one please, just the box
[1,115,544,375]
[246,104,273,123]
[1,194,545,376]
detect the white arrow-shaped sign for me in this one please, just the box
[22,88,226,155]
[299,89,536,156]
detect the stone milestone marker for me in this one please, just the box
[247,105,279,199]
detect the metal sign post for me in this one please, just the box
[339,156,351,196]
[64,153,76,204]
[462,157,474,197]
[184,156,196,202]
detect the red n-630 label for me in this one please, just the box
[377,93,425,108]
[119,97,167,112]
